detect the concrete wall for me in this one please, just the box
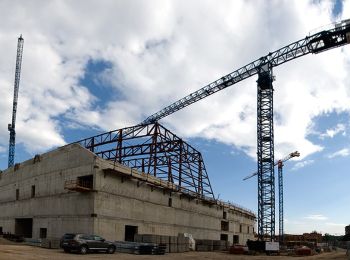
[0,144,96,238]
[0,144,256,245]
[93,158,256,244]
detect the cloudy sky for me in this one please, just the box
[0,0,350,235]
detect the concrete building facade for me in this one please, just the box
[0,144,255,245]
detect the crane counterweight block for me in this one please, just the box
[308,20,350,54]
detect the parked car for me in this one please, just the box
[60,233,116,254]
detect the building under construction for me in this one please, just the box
[4,18,349,248]
[0,123,256,245]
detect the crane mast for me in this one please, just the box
[278,160,284,243]
[8,35,24,168]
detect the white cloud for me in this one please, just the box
[285,217,346,235]
[0,146,6,153]
[292,160,315,171]
[0,0,349,163]
[320,123,346,139]
[326,222,346,226]
[305,214,328,221]
[327,148,350,158]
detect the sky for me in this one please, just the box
[0,0,349,235]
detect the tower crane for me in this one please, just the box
[8,35,24,168]
[277,152,300,243]
[243,151,300,243]
[83,19,350,240]
[139,20,350,241]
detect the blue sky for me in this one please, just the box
[0,0,350,235]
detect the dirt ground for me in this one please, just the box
[0,239,347,260]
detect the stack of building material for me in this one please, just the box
[24,238,41,247]
[195,239,229,251]
[114,241,165,255]
[141,234,160,244]
[169,236,178,253]
[41,238,60,249]
[213,240,227,251]
[196,239,214,251]
[135,234,167,251]
[160,236,170,253]
[134,233,193,253]
[177,234,190,252]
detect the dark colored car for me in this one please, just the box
[60,233,116,254]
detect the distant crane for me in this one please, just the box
[243,151,300,242]
[243,151,300,181]
[8,35,24,168]
[277,151,300,243]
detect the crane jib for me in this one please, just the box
[143,19,350,124]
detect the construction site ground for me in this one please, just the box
[0,238,348,260]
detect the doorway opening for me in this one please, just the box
[233,235,239,244]
[125,225,138,242]
[40,228,47,239]
[220,234,228,241]
[15,218,33,238]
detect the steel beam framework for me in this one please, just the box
[257,65,275,241]
[77,122,214,198]
[278,160,284,243]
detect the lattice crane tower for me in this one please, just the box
[8,35,24,168]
